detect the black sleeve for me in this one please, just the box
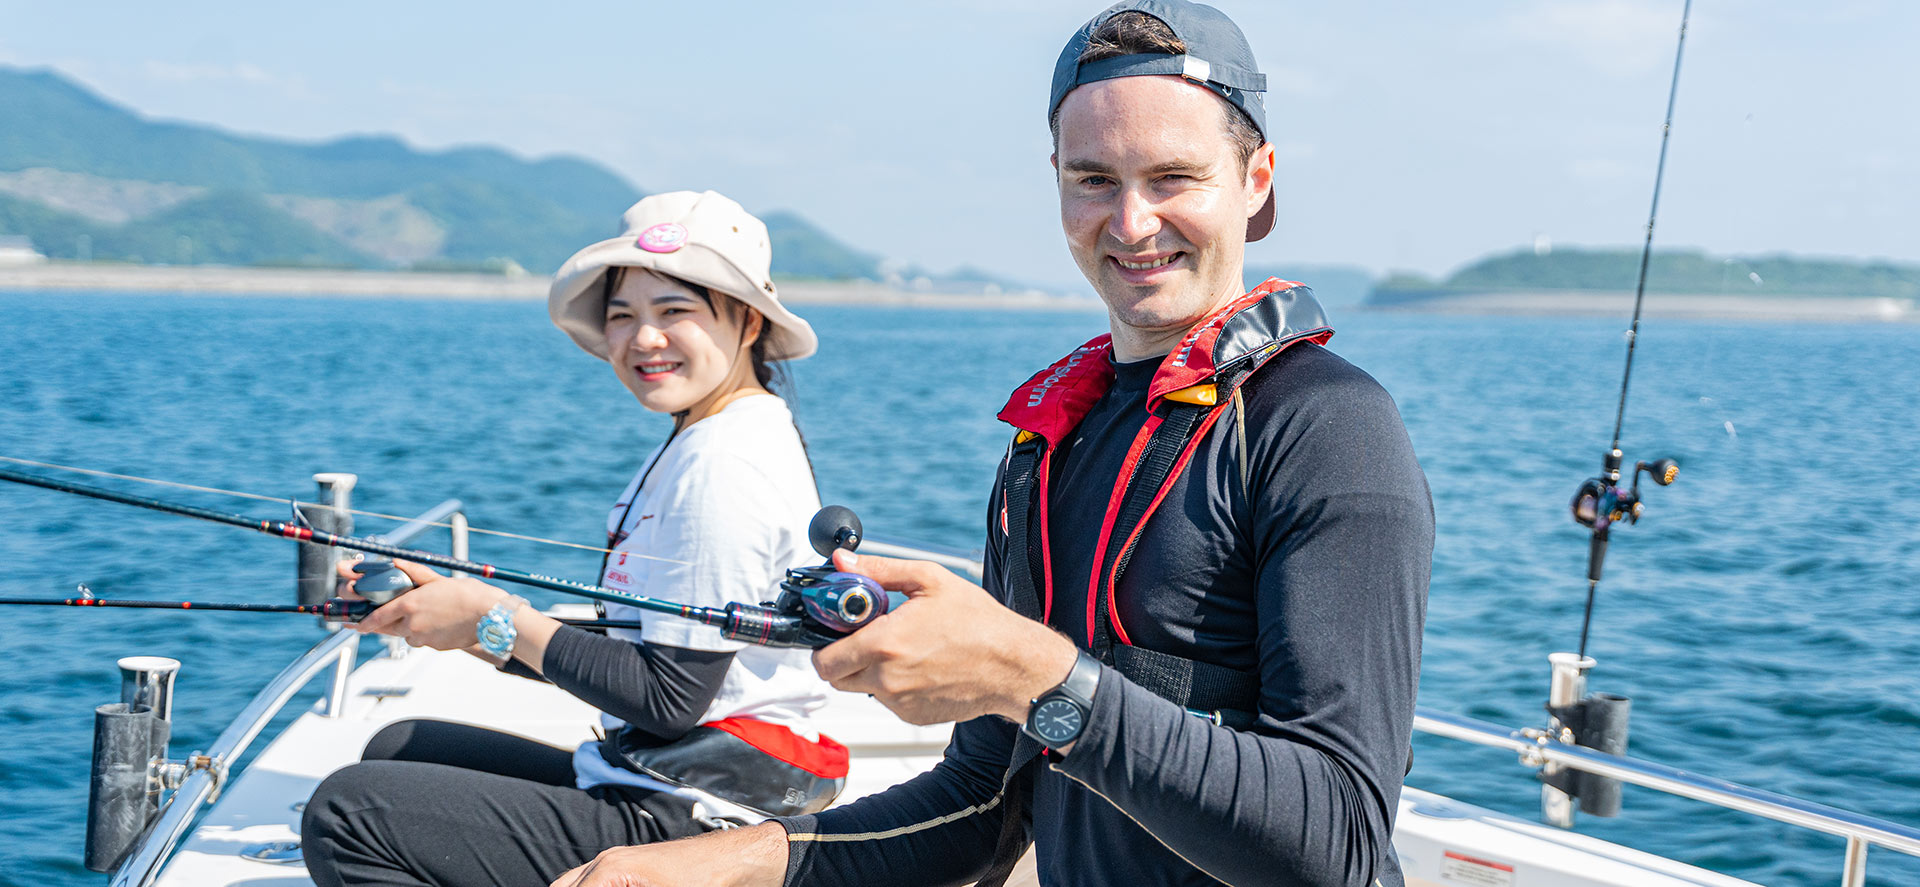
[496,656,548,682]
[776,715,1019,886]
[772,459,1022,886]
[1049,354,1431,887]
[538,625,735,743]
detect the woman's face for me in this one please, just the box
[602,270,757,417]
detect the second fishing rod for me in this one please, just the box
[0,466,903,649]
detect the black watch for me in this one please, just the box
[1022,649,1102,748]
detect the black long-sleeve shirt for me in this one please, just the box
[777,342,1432,887]
[504,626,735,745]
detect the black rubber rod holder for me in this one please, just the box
[1573,693,1632,817]
[84,702,156,873]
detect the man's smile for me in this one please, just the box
[1109,250,1187,283]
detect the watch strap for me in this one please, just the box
[477,595,527,658]
[1023,649,1102,746]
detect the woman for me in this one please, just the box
[302,191,840,887]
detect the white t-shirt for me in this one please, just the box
[571,394,828,822]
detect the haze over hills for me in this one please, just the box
[0,66,902,281]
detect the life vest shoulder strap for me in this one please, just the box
[1000,392,1261,720]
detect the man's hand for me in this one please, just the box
[812,550,1078,726]
[549,823,789,887]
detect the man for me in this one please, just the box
[556,2,1431,885]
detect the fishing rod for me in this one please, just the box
[0,466,902,649]
[0,585,653,630]
[0,455,679,561]
[1566,0,1692,657]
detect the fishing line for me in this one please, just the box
[0,455,686,566]
[1571,0,1693,659]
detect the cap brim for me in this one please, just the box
[1247,191,1276,242]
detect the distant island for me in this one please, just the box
[1373,248,1920,303]
[1366,248,1919,322]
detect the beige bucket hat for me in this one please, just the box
[548,190,817,361]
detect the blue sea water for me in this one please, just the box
[0,291,1916,886]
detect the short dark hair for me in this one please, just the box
[1049,11,1265,170]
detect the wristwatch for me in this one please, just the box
[477,595,528,659]
[1022,649,1102,748]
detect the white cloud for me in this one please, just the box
[1501,0,1680,76]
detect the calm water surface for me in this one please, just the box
[0,291,1916,886]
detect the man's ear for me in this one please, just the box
[1246,142,1276,216]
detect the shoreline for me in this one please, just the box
[1365,289,1917,323]
[8,264,1914,322]
[0,262,1103,311]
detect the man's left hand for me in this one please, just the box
[812,550,1077,726]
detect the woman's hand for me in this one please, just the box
[343,558,515,650]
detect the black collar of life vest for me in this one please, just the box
[993,279,1332,722]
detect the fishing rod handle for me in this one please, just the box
[268,522,730,624]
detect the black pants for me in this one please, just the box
[302,719,706,887]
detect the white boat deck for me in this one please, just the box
[153,624,1758,887]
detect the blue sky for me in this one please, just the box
[1,0,1913,289]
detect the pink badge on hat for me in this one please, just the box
[637,222,689,253]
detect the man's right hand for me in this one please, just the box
[549,823,789,887]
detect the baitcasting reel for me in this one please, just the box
[1570,449,1678,582]
[720,505,905,649]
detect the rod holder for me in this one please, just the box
[297,473,356,614]
[1566,693,1631,816]
[85,702,156,872]
[117,656,178,788]
[1539,653,1632,823]
[1540,652,1594,827]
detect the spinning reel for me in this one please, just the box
[1569,449,1679,583]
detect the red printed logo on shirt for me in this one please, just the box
[606,569,633,585]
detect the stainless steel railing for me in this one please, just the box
[111,495,468,887]
[1413,708,1920,886]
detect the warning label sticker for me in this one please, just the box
[1440,850,1515,887]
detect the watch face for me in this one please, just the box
[1030,698,1084,745]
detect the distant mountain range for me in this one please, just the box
[0,66,893,280]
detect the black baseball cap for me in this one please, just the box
[1049,0,1275,241]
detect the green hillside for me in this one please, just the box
[762,209,880,280]
[1372,248,1920,303]
[0,66,891,278]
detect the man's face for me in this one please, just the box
[1054,76,1271,352]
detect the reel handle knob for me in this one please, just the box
[351,557,414,604]
[1639,458,1679,486]
[807,506,863,559]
